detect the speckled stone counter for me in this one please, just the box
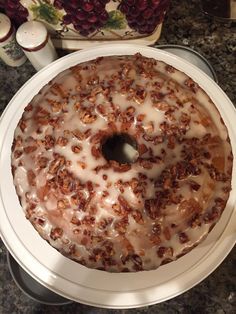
[0,0,235,313]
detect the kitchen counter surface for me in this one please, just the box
[0,0,235,313]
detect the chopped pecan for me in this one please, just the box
[145,121,154,134]
[92,248,103,261]
[73,228,81,234]
[132,210,144,224]
[14,150,23,159]
[110,160,131,172]
[72,129,85,140]
[86,181,94,192]
[82,215,95,226]
[152,223,161,235]
[118,195,132,213]
[79,108,97,124]
[91,146,101,159]
[108,121,117,130]
[204,198,226,223]
[25,103,33,111]
[91,85,103,95]
[161,258,173,265]
[180,112,191,126]
[77,199,86,211]
[13,136,23,148]
[184,78,199,93]
[43,135,55,150]
[19,119,27,132]
[165,109,176,122]
[121,121,132,132]
[63,130,70,137]
[51,83,68,98]
[23,146,37,154]
[178,199,202,217]
[77,161,87,169]
[114,179,125,193]
[167,135,175,149]
[170,193,182,204]
[27,169,36,186]
[123,106,135,121]
[71,192,84,206]
[56,136,68,146]
[87,75,99,85]
[136,114,145,122]
[68,244,76,255]
[157,246,173,258]
[134,88,146,104]
[150,233,161,245]
[11,165,16,176]
[36,217,46,226]
[212,156,225,172]
[165,65,175,73]
[96,104,106,116]
[131,254,143,271]
[214,197,226,211]
[179,232,189,244]
[98,217,113,229]
[204,207,219,223]
[129,178,139,190]
[114,217,128,234]
[163,226,171,240]
[94,163,110,173]
[48,100,62,113]
[71,145,82,154]
[153,102,170,111]
[203,151,211,159]
[188,180,201,191]
[145,199,161,219]
[189,213,201,228]
[57,199,69,209]
[139,158,153,169]
[37,156,49,169]
[50,227,63,240]
[222,185,231,193]
[169,161,200,180]
[49,117,61,129]
[100,191,108,199]
[151,91,165,102]
[25,203,36,219]
[90,130,107,144]
[89,206,97,215]
[49,154,65,174]
[205,164,229,182]
[143,134,164,145]
[83,229,92,236]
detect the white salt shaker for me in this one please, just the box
[0,13,26,67]
[16,21,58,71]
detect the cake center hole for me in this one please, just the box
[102,133,139,164]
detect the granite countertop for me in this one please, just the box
[0,0,235,313]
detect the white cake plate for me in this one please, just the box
[0,44,236,309]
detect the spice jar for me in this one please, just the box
[16,21,58,71]
[0,13,26,67]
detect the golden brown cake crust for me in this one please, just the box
[11,54,232,272]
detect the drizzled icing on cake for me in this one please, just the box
[11,54,232,272]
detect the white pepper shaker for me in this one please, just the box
[0,13,26,67]
[16,21,58,71]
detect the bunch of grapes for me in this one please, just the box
[119,0,170,35]
[4,0,29,26]
[54,0,110,37]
